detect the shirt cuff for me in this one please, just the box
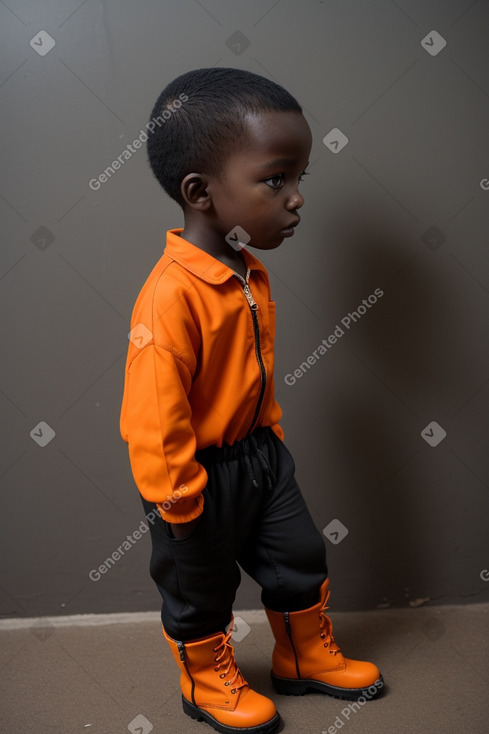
[156,494,204,523]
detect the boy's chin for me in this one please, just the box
[247,237,285,251]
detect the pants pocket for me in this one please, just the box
[165,511,205,542]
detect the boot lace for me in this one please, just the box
[319,588,342,656]
[213,629,248,694]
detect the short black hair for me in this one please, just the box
[146,67,302,207]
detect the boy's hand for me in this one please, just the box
[170,517,200,538]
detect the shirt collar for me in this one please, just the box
[164,228,269,285]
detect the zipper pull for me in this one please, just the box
[177,640,186,662]
[243,283,258,310]
[284,611,291,637]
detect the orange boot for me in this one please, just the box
[163,619,280,733]
[265,579,384,700]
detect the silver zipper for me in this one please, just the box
[234,269,267,435]
[243,283,258,310]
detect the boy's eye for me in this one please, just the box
[264,174,284,189]
[263,171,310,189]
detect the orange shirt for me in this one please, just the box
[120,229,283,523]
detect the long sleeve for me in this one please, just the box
[120,341,206,523]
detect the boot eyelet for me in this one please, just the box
[231,689,237,694]
[214,667,220,672]
[224,681,230,686]
[219,673,226,679]
[320,633,326,639]
[323,642,328,648]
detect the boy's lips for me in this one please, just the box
[280,217,301,237]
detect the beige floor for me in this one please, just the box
[1,603,488,734]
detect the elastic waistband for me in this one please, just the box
[195,426,271,465]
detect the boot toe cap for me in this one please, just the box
[340,657,382,690]
[310,657,382,692]
[207,687,278,729]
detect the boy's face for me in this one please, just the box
[207,111,312,251]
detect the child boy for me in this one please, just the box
[120,68,383,734]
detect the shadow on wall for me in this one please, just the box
[320,198,471,608]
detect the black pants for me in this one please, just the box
[140,427,328,641]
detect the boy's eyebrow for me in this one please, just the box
[260,158,310,170]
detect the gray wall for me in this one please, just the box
[1,0,488,619]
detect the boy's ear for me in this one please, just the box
[180,173,212,211]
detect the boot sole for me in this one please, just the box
[182,695,281,734]
[271,673,384,701]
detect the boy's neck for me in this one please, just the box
[180,226,248,279]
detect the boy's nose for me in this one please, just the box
[286,189,304,210]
